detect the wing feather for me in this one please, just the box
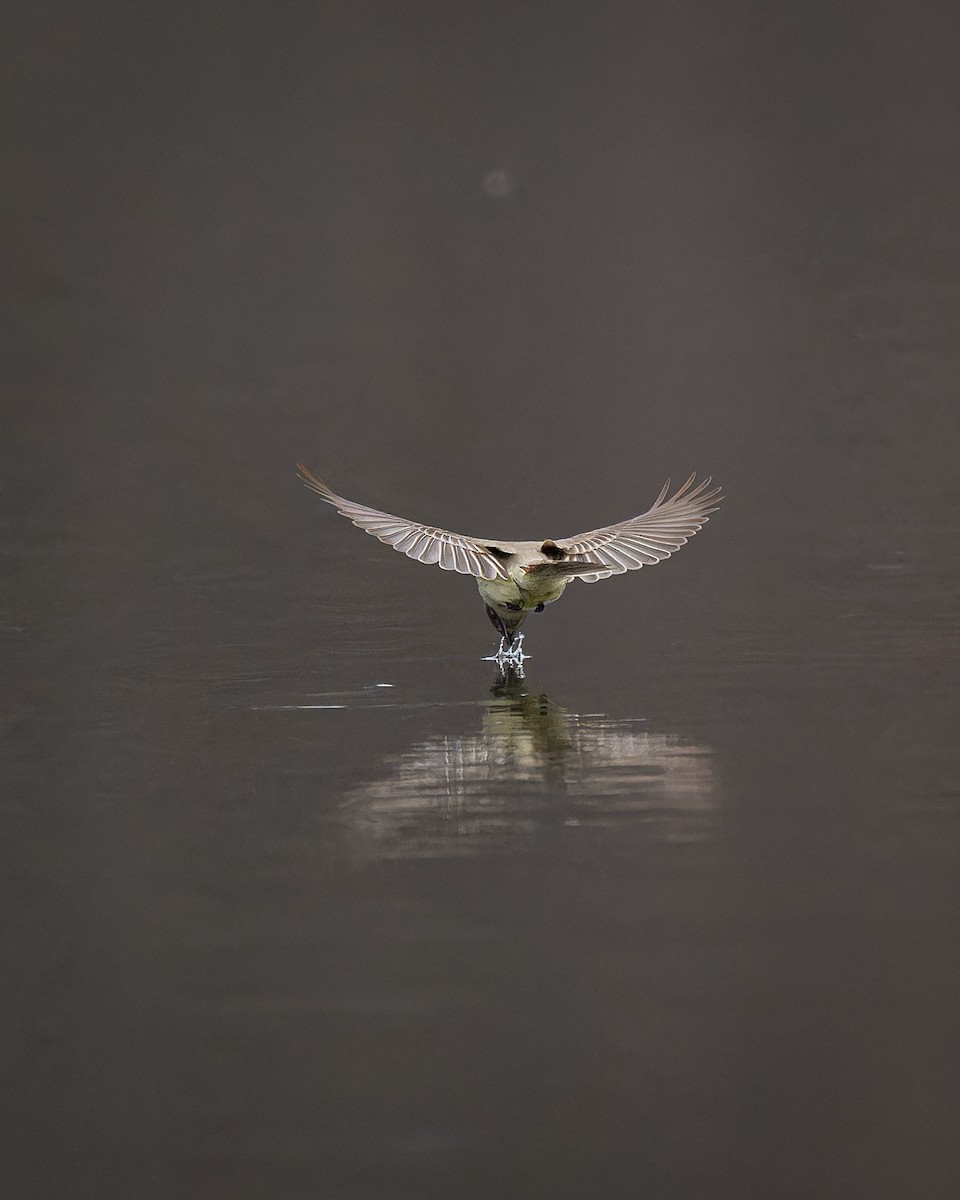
[558,473,723,583]
[391,529,422,554]
[417,538,442,565]
[296,464,511,580]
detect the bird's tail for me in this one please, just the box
[522,561,609,580]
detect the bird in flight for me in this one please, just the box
[296,464,722,668]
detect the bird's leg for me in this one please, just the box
[483,631,528,668]
[483,632,529,668]
[484,604,510,640]
[500,633,527,679]
[483,637,509,663]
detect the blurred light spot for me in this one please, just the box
[482,169,513,199]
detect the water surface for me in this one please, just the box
[4,3,960,1198]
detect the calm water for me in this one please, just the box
[5,3,960,1198]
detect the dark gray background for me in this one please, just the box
[4,3,959,1198]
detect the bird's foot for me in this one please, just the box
[483,632,529,675]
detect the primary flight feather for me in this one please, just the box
[296,464,723,662]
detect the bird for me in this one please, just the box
[296,463,723,665]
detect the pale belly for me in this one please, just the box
[477,573,568,612]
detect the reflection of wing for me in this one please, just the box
[558,474,723,582]
[296,464,510,581]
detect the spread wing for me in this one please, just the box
[557,474,723,583]
[296,464,510,581]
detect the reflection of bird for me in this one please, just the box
[296,464,722,661]
[341,684,718,859]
